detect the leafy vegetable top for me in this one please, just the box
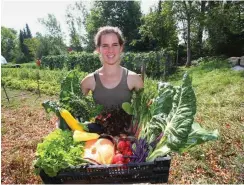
[34,129,85,177]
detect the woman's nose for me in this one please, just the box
[107,46,114,52]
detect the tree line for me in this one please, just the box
[1,1,244,66]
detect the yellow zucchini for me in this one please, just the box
[73,130,100,142]
[60,109,84,131]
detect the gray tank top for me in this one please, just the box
[92,67,132,109]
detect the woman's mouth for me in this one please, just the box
[107,55,115,59]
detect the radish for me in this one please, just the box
[112,153,124,163]
[125,141,131,147]
[117,140,127,152]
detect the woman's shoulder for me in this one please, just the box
[82,72,95,81]
[81,72,96,94]
[127,69,141,77]
[126,69,144,90]
[81,71,97,87]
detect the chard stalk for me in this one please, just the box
[146,136,171,162]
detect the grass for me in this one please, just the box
[1,58,244,184]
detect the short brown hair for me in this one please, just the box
[94,26,124,47]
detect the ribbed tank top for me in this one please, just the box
[92,67,132,109]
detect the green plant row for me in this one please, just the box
[2,77,59,95]
[1,68,87,84]
[41,51,176,79]
[1,62,38,69]
[1,68,88,95]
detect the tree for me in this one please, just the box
[138,1,178,51]
[18,30,30,62]
[187,1,207,58]
[17,24,34,62]
[24,38,40,59]
[1,26,18,62]
[38,14,67,56]
[195,1,206,57]
[205,1,244,56]
[65,1,88,51]
[25,23,32,39]
[173,1,199,67]
[85,1,142,51]
[183,1,192,67]
[85,4,104,51]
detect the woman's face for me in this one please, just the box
[97,33,123,65]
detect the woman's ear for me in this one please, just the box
[93,49,99,55]
[96,47,100,54]
[120,44,124,52]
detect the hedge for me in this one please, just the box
[41,51,176,79]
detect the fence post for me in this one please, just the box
[141,58,146,82]
[164,53,171,81]
[35,66,41,101]
[176,45,179,66]
[2,83,10,103]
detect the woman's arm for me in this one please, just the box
[80,73,96,95]
[127,71,144,91]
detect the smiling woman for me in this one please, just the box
[81,26,144,108]
[80,26,144,136]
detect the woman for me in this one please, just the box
[81,26,143,108]
[80,26,144,135]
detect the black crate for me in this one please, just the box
[39,156,171,184]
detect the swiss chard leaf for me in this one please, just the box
[147,72,197,161]
[178,122,219,152]
[164,72,196,151]
[149,82,176,116]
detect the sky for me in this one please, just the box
[1,0,158,42]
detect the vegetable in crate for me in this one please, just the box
[130,138,150,163]
[113,138,133,164]
[42,100,70,130]
[83,138,115,164]
[34,129,86,177]
[124,72,219,162]
[95,107,132,136]
[60,109,86,131]
[42,70,103,131]
[73,130,100,142]
[146,73,219,161]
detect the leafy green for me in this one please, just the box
[178,122,219,153]
[42,100,70,130]
[59,70,103,122]
[42,70,103,129]
[42,100,60,115]
[143,72,219,161]
[34,129,86,177]
[149,82,176,116]
[164,72,197,150]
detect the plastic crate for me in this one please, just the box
[39,156,171,184]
